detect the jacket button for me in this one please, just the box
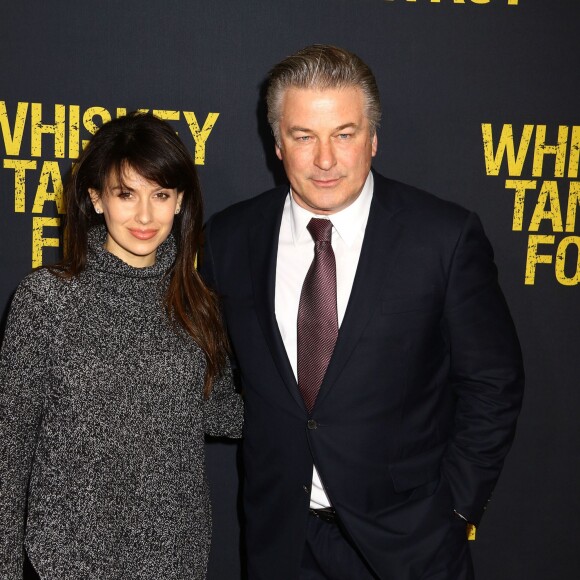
[307,419,317,430]
[303,485,310,494]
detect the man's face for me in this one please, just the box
[275,86,377,215]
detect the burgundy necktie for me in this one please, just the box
[297,218,338,413]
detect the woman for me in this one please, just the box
[0,112,243,579]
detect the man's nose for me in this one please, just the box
[313,140,337,170]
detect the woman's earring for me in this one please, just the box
[95,208,103,214]
[175,207,181,215]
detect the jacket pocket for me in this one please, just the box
[388,442,446,493]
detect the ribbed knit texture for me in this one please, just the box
[0,226,243,579]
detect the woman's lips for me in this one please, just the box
[129,229,158,240]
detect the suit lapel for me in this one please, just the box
[248,188,306,410]
[314,178,406,410]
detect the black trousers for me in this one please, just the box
[300,512,378,580]
[299,511,474,580]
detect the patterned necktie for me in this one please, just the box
[297,218,338,413]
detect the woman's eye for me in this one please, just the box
[118,191,132,199]
[155,191,170,200]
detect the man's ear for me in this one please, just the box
[275,143,283,161]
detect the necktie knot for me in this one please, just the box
[307,218,333,243]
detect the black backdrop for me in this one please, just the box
[1,1,578,578]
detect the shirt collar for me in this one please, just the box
[289,171,374,247]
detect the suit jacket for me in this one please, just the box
[202,171,524,580]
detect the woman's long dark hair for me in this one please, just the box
[55,112,228,397]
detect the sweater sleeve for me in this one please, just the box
[202,359,243,438]
[0,274,53,578]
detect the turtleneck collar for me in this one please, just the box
[86,225,176,280]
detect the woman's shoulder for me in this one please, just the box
[12,267,76,311]
[18,267,69,292]
[3,269,77,344]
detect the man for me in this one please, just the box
[202,45,524,579]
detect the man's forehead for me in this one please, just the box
[282,85,364,100]
[280,86,365,113]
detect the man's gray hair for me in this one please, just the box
[266,44,382,147]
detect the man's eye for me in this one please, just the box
[337,133,352,140]
[296,135,311,142]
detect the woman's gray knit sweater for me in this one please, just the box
[0,227,243,579]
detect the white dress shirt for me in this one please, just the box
[274,172,374,508]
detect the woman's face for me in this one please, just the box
[89,165,183,268]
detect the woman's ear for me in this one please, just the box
[89,188,103,214]
[175,191,184,214]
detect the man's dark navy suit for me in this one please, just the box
[202,171,524,579]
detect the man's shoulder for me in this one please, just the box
[207,184,288,230]
[373,172,471,228]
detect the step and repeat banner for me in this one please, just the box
[1,1,577,578]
